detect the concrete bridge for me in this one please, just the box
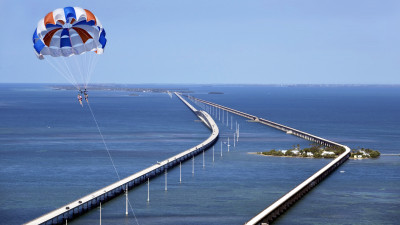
[24,93,219,225]
[187,95,351,225]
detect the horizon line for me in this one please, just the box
[1,82,400,87]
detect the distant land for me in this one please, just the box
[50,85,194,94]
[43,83,400,88]
[210,84,400,87]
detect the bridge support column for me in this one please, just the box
[213,146,215,162]
[125,184,128,215]
[192,156,195,175]
[147,178,150,202]
[165,169,168,191]
[99,202,102,225]
[179,162,182,183]
[220,141,223,157]
[203,150,205,168]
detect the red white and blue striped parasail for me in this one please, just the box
[32,7,107,91]
[33,6,106,59]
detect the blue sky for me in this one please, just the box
[0,0,399,84]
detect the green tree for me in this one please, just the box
[369,151,380,158]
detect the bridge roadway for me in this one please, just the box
[187,95,351,225]
[24,93,219,225]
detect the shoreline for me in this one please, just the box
[248,152,312,159]
[248,152,380,160]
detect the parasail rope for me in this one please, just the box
[84,52,93,89]
[52,57,78,86]
[87,102,140,225]
[61,56,82,90]
[85,51,98,87]
[45,57,80,90]
[72,54,85,89]
[45,57,73,84]
[83,52,89,88]
[87,53,99,86]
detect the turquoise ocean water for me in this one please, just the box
[0,84,399,225]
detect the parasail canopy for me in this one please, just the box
[32,7,107,90]
[33,6,107,59]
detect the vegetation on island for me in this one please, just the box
[258,144,380,159]
[351,148,380,159]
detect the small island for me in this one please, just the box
[257,144,380,159]
[350,148,380,159]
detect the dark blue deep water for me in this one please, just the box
[0,84,399,225]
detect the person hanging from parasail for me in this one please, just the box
[83,88,89,103]
[32,6,107,105]
[77,93,83,106]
